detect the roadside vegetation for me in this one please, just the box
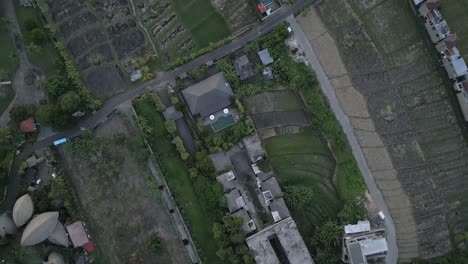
[0,12,18,81]
[13,1,58,76]
[133,93,254,263]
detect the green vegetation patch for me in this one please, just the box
[0,85,15,117]
[133,97,221,263]
[264,127,341,232]
[172,0,230,47]
[0,15,18,80]
[441,1,468,61]
[14,2,59,76]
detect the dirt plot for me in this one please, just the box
[84,66,125,97]
[45,0,149,96]
[243,90,303,114]
[211,0,260,33]
[60,115,187,264]
[58,11,98,40]
[112,29,146,59]
[252,109,310,130]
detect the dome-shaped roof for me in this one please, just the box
[21,212,59,246]
[48,221,69,247]
[43,252,65,264]
[0,213,17,237]
[13,194,34,227]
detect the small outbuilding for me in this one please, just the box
[48,222,70,247]
[262,66,273,80]
[234,55,254,80]
[258,49,274,65]
[43,252,65,264]
[216,171,237,194]
[26,154,45,168]
[225,190,246,213]
[269,198,290,222]
[13,194,34,227]
[0,213,17,237]
[162,105,183,121]
[243,134,264,163]
[21,211,59,246]
[19,117,37,133]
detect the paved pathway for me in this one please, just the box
[286,15,397,264]
[0,0,46,127]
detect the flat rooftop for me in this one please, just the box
[246,217,314,264]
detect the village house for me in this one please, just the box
[342,220,388,264]
[19,117,37,134]
[454,80,468,121]
[434,33,468,80]
[418,0,450,43]
[181,72,237,132]
[234,55,254,80]
[256,0,281,19]
[66,221,95,252]
[246,217,314,264]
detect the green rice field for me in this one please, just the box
[172,0,230,47]
[263,127,342,235]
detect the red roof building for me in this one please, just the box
[82,241,95,252]
[257,4,267,13]
[19,117,36,133]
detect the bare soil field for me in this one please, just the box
[60,114,187,264]
[211,0,260,34]
[309,0,468,260]
[45,0,150,97]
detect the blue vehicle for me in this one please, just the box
[53,138,68,146]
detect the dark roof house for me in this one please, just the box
[234,55,254,80]
[182,73,234,118]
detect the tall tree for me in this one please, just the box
[59,91,81,113]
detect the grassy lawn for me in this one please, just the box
[0,14,18,81]
[133,99,220,263]
[14,1,58,76]
[263,127,342,234]
[441,0,468,61]
[243,90,303,114]
[0,85,15,117]
[173,0,230,47]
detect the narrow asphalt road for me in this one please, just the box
[286,16,397,264]
[0,0,309,212]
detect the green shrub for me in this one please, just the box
[164,120,177,134]
[172,136,189,160]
